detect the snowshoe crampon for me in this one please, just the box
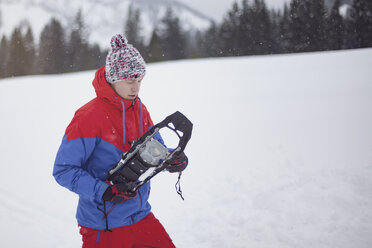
[107,111,193,193]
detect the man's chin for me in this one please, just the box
[125,95,137,100]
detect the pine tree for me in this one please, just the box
[326,0,345,50]
[0,35,8,78]
[222,0,274,56]
[67,9,89,71]
[349,0,372,48]
[38,18,66,74]
[159,8,186,60]
[183,31,199,59]
[147,28,163,62]
[218,2,241,56]
[24,26,36,74]
[124,5,146,59]
[269,9,282,54]
[278,3,291,53]
[239,0,253,55]
[7,28,28,77]
[308,0,327,51]
[199,22,220,57]
[288,0,327,52]
[85,44,106,69]
[249,0,273,55]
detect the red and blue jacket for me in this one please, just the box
[53,66,161,230]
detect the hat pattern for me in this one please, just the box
[105,34,146,83]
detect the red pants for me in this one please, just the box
[79,212,176,248]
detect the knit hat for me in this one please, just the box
[105,34,146,84]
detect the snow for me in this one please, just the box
[339,4,350,17]
[1,49,372,247]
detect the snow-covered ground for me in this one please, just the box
[0,49,372,248]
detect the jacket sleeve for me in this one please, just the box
[53,122,109,203]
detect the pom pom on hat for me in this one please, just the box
[105,34,146,84]
[110,34,128,50]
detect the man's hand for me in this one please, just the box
[102,182,137,204]
[167,152,188,173]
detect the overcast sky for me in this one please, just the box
[178,0,291,21]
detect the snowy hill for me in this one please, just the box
[0,0,213,48]
[0,49,372,247]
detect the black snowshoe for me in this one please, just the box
[107,111,193,194]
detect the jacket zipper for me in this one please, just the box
[132,99,141,137]
[130,99,143,212]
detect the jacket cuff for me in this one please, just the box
[95,181,110,202]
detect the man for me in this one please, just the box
[53,34,187,247]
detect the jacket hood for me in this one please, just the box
[92,66,138,109]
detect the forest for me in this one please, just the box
[0,0,371,78]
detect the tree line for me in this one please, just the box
[1,0,371,79]
[0,9,106,78]
[197,0,372,57]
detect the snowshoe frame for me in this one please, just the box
[107,111,193,193]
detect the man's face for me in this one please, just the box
[111,77,143,100]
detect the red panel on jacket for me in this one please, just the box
[65,67,153,152]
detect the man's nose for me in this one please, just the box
[132,84,139,91]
